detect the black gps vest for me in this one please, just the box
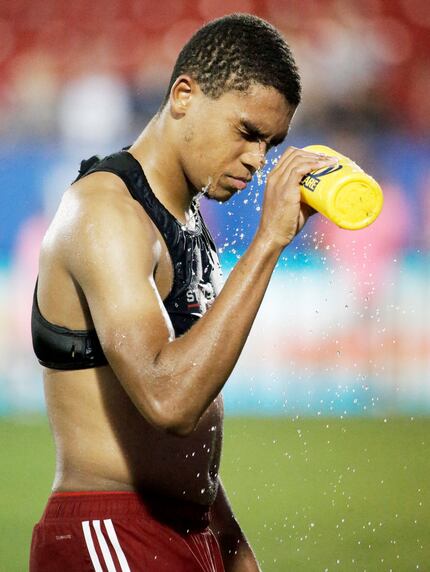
[31,150,222,370]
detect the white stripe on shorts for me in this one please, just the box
[104,519,131,572]
[92,519,117,572]
[82,520,104,572]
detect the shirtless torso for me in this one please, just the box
[30,58,338,569]
[36,158,223,507]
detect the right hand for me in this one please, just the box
[257,146,339,248]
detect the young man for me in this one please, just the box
[30,13,338,572]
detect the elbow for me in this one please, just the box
[166,420,197,437]
[157,415,198,437]
[145,400,198,437]
[108,355,198,436]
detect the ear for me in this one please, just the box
[169,75,197,118]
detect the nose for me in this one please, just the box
[240,141,267,173]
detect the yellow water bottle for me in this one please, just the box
[300,145,384,230]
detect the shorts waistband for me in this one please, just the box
[41,491,211,532]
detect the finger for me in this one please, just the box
[270,146,336,176]
[269,146,297,175]
[300,203,317,218]
[273,155,338,191]
[297,203,317,231]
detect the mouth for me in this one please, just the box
[225,175,251,190]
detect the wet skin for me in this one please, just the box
[38,82,336,516]
[39,194,223,505]
[38,83,293,507]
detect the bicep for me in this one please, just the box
[66,197,175,383]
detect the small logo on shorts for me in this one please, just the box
[55,534,72,540]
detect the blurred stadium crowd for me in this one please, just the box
[1,0,430,139]
[0,0,429,415]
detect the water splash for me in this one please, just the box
[193,176,212,208]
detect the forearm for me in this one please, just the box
[210,481,261,572]
[147,148,333,431]
[89,148,328,434]
[215,532,261,572]
[153,231,282,431]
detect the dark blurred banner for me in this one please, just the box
[0,0,429,415]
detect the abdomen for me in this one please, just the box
[45,365,223,506]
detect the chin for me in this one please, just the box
[205,186,236,203]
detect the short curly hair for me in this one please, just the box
[162,13,301,108]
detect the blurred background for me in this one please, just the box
[1,0,430,570]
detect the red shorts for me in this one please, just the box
[30,491,225,572]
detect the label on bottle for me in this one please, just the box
[301,164,344,192]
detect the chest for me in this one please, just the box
[153,225,223,335]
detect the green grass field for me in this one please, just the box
[1,416,429,571]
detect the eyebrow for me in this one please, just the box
[239,119,269,140]
[239,119,286,147]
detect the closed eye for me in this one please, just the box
[238,119,268,143]
[239,128,263,144]
[238,123,285,151]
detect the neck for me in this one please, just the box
[128,111,196,224]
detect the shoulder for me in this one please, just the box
[73,171,154,231]
[42,171,161,271]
